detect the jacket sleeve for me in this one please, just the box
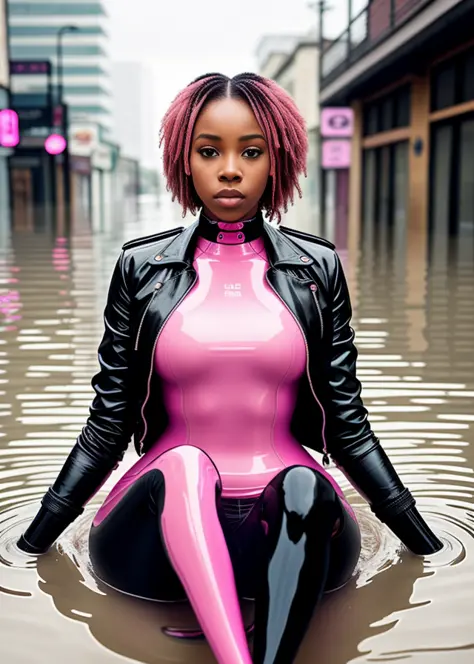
[18,251,134,554]
[326,252,442,555]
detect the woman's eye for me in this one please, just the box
[199,147,218,158]
[243,148,262,159]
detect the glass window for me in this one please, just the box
[62,66,107,76]
[10,26,105,36]
[362,148,377,226]
[458,118,474,234]
[393,141,409,225]
[64,86,110,96]
[461,50,474,103]
[351,0,369,19]
[394,85,411,126]
[380,97,393,131]
[9,3,106,16]
[430,123,453,234]
[71,105,110,115]
[377,145,392,225]
[431,62,456,111]
[363,102,378,135]
[10,44,107,57]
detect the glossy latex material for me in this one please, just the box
[253,466,346,664]
[159,446,251,664]
[96,445,252,664]
[93,234,355,526]
[154,235,334,497]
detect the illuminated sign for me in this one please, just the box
[321,108,354,138]
[10,60,51,75]
[322,140,351,169]
[45,133,67,155]
[0,109,20,147]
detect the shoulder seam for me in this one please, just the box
[121,226,184,250]
[279,225,335,250]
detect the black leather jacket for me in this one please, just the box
[18,220,442,556]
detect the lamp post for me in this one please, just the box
[56,25,78,229]
[309,1,330,234]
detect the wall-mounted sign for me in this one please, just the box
[45,133,67,155]
[10,60,51,75]
[69,124,98,157]
[0,109,20,147]
[322,139,351,169]
[321,108,354,138]
[92,143,113,171]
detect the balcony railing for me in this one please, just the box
[321,0,435,88]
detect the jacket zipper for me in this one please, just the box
[265,271,330,466]
[138,272,198,453]
[134,289,159,351]
[310,283,324,339]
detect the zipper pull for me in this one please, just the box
[322,452,330,467]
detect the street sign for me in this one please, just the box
[0,109,20,147]
[321,108,354,138]
[322,140,351,169]
[10,60,51,75]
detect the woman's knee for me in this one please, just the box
[154,445,222,497]
[275,465,338,514]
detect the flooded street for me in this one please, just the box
[0,203,473,664]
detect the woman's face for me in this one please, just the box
[189,97,271,222]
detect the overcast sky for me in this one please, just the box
[106,0,346,170]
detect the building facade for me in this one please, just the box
[8,0,112,135]
[257,34,320,234]
[320,0,474,255]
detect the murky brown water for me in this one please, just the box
[1,202,473,663]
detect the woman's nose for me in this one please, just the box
[218,156,242,182]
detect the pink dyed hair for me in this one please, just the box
[159,72,308,223]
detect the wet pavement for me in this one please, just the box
[0,199,473,663]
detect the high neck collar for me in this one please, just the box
[198,210,264,245]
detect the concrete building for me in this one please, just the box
[256,34,320,234]
[320,0,474,256]
[111,61,158,170]
[8,0,113,135]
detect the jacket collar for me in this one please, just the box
[147,217,314,269]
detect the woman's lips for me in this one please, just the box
[214,196,245,208]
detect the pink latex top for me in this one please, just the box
[93,222,352,525]
[147,229,346,500]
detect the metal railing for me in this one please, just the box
[321,0,435,86]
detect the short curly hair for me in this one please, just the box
[159,72,308,223]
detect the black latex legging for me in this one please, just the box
[89,465,361,663]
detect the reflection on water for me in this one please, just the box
[0,202,473,663]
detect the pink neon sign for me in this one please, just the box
[45,133,67,155]
[322,140,351,169]
[0,109,20,148]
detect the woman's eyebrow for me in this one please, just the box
[194,133,221,142]
[194,133,266,142]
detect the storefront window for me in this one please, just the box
[458,119,474,234]
[461,51,474,103]
[431,46,474,111]
[363,84,411,135]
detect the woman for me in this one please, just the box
[18,73,442,664]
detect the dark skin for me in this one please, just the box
[189,97,271,222]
